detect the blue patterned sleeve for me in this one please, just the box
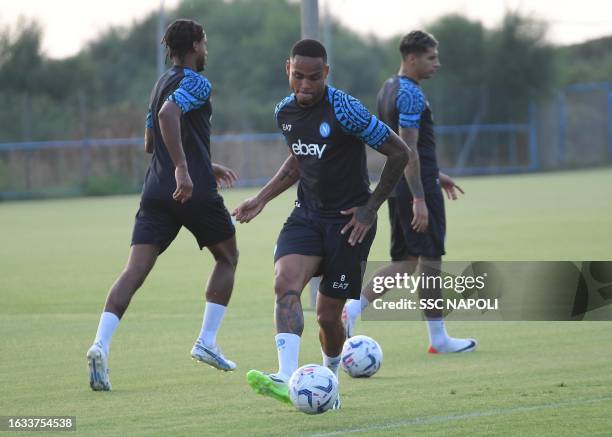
[397,81,426,129]
[167,70,212,113]
[274,94,294,128]
[145,108,153,129]
[330,88,391,149]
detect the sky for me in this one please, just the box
[1,0,611,59]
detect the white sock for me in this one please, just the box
[322,349,341,378]
[346,295,369,321]
[93,312,120,356]
[426,318,448,345]
[275,333,300,381]
[198,302,227,348]
[427,318,473,352]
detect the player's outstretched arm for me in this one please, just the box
[341,131,409,245]
[158,100,192,203]
[232,154,299,223]
[399,127,428,233]
[439,171,464,200]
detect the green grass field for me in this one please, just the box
[1,168,612,436]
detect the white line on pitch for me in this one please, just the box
[309,396,612,436]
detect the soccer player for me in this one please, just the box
[86,19,239,391]
[343,31,477,354]
[233,39,424,408]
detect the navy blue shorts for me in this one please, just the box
[389,179,446,260]
[274,210,377,300]
[131,196,235,254]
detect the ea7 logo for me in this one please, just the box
[282,123,292,132]
[291,139,327,159]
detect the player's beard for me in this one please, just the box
[295,89,323,108]
[196,54,205,72]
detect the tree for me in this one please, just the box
[0,18,44,93]
[424,14,487,125]
[484,12,556,122]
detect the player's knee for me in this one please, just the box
[215,248,239,270]
[274,271,300,297]
[316,310,341,330]
[123,263,150,285]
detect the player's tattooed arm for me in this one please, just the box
[257,154,299,202]
[275,290,304,335]
[232,154,299,223]
[399,127,428,233]
[367,131,410,212]
[341,131,408,245]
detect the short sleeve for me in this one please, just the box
[274,94,294,127]
[167,70,212,113]
[329,87,391,149]
[145,108,153,129]
[397,81,426,129]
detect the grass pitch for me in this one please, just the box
[1,168,611,435]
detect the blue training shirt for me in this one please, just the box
[275,86,391,221]
[142,66,217,201]
[377,75,439,190]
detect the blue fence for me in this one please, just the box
[557,82,612,165]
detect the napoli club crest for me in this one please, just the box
[319,121,331,138]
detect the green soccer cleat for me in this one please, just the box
[246,370,291,405]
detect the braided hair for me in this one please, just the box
[162,19,204,62]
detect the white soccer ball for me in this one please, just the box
[288,364,339,414]
[341,335,383,378]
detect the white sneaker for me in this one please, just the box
[87,342,111,391]
[428,338,478,354]
[191,340,236,371]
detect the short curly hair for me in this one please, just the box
[291,39,328,63]
[162,19,204,62]
[399,31,438,58]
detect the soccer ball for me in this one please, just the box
[341,335,383,378]
[288,364,339,414]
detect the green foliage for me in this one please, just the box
[422,12,556,124]
[484,12,556,122]
[0,18,44,92]
[558,36,612,85]
[424,15,487,124]
[0,1,609,142]
[174,0,302,131]
[325,23,390,109]
[82,171,137,196]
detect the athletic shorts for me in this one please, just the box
[274,209,377,300]
[389,179,446,260]
[131,196,235,254]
